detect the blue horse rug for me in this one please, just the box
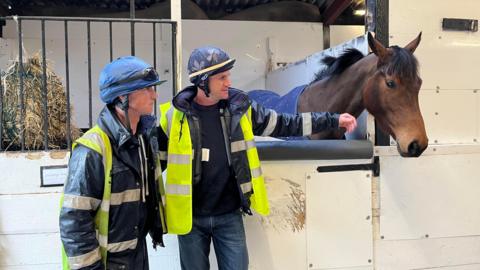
[248,85,307,115]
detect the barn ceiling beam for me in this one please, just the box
[0,3,9,17]
[323,0,352,25]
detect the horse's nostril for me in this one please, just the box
[408,141,421,157]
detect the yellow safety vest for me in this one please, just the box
[61,125,165,269]
[159,102,269,235]
[61,125,112,270]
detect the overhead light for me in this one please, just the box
[353,9,366,16]
[8,5,12,10]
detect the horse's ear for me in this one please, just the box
[367,32,387,59]
[404,32,422,53]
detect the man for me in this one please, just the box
[158,46,357,270]
[60,56,167,270]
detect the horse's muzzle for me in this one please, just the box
[405,140,426,157]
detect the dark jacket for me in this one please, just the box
[60,105,165,270]
[158,86,340,213]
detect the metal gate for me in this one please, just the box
[0,16,177,151]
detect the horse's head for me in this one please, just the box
[363,32,428,157]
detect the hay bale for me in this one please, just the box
[1,54,81,151]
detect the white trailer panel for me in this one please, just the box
[380,148,480,240]
[0,152,67,194]
[376,236,480,270]
[419,90,479,145]
[390,0,480,35]
[245,158,373,270]
[306,171,373,270]
[0,193,61,234]
[390,33,480,91]
[0,233,61,266]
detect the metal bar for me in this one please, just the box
[323,24,330,49]
[375,0,389,46]
[171,23,177,97]
[130,0,135,55]
[1,16,176,24]
[0,16,178,149]
[17,18,25,151]
[64,20,71,150]
[87,20,92,128]
[365,0,376,32]
[374,0,390,146]
[0,68,3,151]
[317,156,380,177]
[130,0,136,19]
[41,19,49,150]
[131,21,135,55]
[109,21,113,62]
[0,18,5,38]
[153,22,157,116]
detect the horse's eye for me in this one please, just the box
[386,80,396,88]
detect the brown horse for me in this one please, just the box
[249,33,428,157]
[296,32,428,157]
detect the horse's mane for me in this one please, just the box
[311,48,365,83]
[383,46,419,82]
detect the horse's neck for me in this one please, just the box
[304,54,377,117]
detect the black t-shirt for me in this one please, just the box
[192,102,240,216]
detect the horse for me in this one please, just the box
[248,33,428,157]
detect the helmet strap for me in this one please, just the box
[198,74,210,97]
[116,95,132,133]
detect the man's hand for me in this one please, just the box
[338,113,357,133]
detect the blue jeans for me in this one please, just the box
[178,210,248,270]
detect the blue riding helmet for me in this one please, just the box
[187,46,235,96]
[99,56,166,104]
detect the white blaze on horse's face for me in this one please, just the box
[364,32,429,157]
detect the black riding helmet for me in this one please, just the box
[187,46,235,97]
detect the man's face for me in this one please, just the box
[208,70,232,101]
[128,86,156,116]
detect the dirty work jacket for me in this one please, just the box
[157,86,340,234]
[60,106,166,270]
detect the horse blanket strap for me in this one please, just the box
[248,84,307,114]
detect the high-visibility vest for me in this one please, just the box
[61,125,112,269]
[60,125,165,269]
[159,102,269,235]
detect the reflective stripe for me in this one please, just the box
[231,139,256,153]
[188,58,235,78]
[98,233,107,249]
[68,247,101,269]
[62,194,101,211]
[166,184,190,195]
[159,151,168,160]
[261,109,278,136]
[246,140,256,150]
[240,182,252,194]
[99,200,109,212]
[251,167,263,178]
[108,238,138,253]
[97,235,137,253]
[231,140,245,152]
[168,153,190,164]
[166,106,174,137]
[155,166,162,180]
[302,113,312,136]
[110,189,141,205]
